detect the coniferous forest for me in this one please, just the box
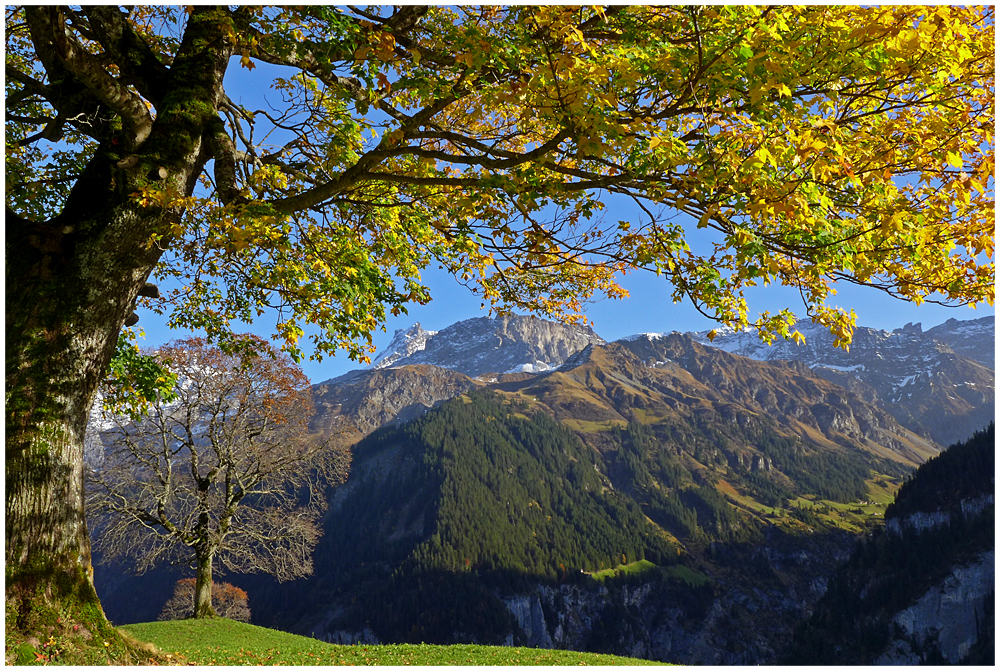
[252,392,682,642]
[243,389,916,646]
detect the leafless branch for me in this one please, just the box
[86,337,350,591]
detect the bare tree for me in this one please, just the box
[86,336,348,618]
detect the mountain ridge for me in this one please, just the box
[349,314,605,380]
[332,315,993,451]
[673,316,994,447]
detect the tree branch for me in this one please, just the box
[83,5,171,107]
[24,6,153,146]
[206,118,249,206]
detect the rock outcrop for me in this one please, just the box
[876,549,993,664]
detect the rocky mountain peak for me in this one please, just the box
[369,322,437,370]
[924,315,994,369]
[893,321,923,337]
[368,314,605,378]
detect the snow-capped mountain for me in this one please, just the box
[665,317,995,448]
[369,323,437,370]
[361,314,605,379]
[924,315,995,369]
[685,320,948,379]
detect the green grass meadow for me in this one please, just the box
[122,618,662,665]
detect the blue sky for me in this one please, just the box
[137,251,994,383]
[134,55,994,382]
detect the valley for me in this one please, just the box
[90,314,994,664]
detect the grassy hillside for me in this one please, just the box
[122,618,659,665]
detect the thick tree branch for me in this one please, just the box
[207,118,249,206]
[83,5,171,107]
[24,6,153,147]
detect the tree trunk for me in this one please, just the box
[5,7,235,657]
[193,552,217,619]
[5,199,166,642]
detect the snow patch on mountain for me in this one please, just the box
[816,364,866,373]
[620,331,682,342]
[506,361,555,374]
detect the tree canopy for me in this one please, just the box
[7,5,994,357]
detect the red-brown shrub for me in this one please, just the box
[158,578,251,622]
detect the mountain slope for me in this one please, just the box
[310,364,484,436]
[784,424,994,665]
[680,317,994,447]
[252,391,680,645]
[305,314,607,439]
[611,334,938,465]
[249,389,869,663]
[244,336,945,662]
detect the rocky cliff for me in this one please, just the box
[876,549,993,664]
[494,528,856,664]
[784,424,994,665]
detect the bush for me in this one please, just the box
[158,579,251,622]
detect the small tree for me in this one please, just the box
[86,336,348,618]
[158,579,251,623]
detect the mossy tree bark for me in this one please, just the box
[5,6,235,651]
[5,199,162,634]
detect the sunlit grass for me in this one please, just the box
[587,558,658,582]
[122,618,663,665]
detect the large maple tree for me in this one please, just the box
[4,5,993,658]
